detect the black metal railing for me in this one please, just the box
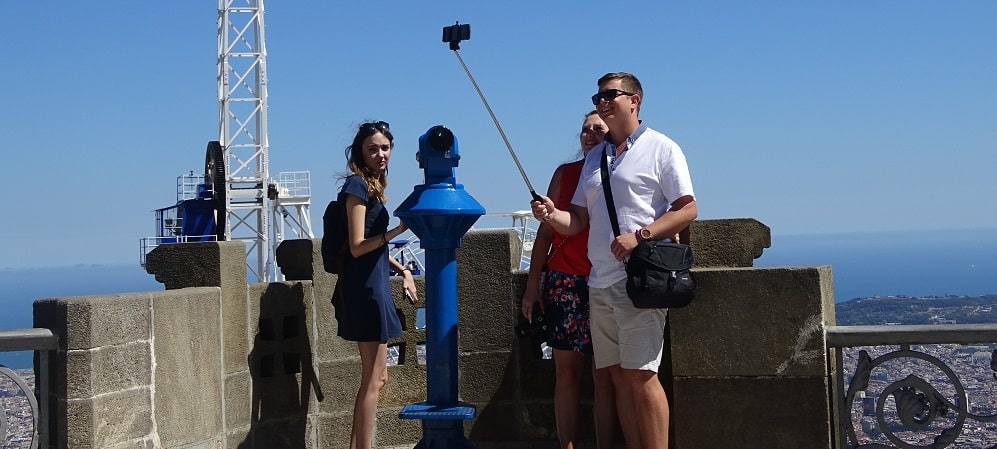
[0,328,57,449]
[827,324,997,449]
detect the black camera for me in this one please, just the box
[515,308,549,339]
[442,22,470,50]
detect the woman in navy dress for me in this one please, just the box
[333,120,418,449]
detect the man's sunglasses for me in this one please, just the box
[590,89,634,106]
[360,120,390,132]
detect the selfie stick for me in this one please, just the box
[443,23,542,203]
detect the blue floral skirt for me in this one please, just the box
[542,270,593,355]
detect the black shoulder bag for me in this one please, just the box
[600,150,696,308]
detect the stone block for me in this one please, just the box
[317,359,361,414]
[459,351,517,403]
[689,218,772,268]
[144,241,246,290]
[672,376,832,449]
[225,370,252,431]
[65,387,153,449]
[42,293,153,350]
[457,230,519,353]
[225,426,251,449]
[379,362,428,407]
[375,406,423,447]
[65,341,151,399]
[670,266,834,377]
[152,288,223,447]
[314,412,355,449]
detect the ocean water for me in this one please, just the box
[0,264,163,368]
[1,229,995,368]
[755,228,997,301]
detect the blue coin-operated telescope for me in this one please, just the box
[395,125,484,449]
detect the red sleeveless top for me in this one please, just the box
[546,160,591,276]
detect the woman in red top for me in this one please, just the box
[522,111,617,449]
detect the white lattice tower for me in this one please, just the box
[217,0,272,281]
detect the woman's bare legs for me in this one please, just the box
[350,341,389,449]
[553,348,586,449]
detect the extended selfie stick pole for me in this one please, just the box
[444,23,542,203]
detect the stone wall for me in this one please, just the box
[33,218,836,449]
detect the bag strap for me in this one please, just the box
[600,147,622,238]
[544,235,569,268]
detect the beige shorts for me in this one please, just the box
[590,278,668,372]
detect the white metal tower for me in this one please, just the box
[217,0,312,282]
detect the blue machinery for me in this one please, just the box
[396,126,484,449]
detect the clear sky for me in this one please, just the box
[1,1,994,269]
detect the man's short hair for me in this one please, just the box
[598,72,643,98]
[598,72,643,111]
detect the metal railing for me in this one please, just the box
[826,324,997,449]
[0,328,58,449]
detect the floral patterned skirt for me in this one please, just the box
[542,269,593,355]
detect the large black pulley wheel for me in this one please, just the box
[205,141,227,241]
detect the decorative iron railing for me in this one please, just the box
[827,324,997,449]
[0,328,57,449]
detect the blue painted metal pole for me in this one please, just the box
[424,248,458,403]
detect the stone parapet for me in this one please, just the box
[33,217,836,449]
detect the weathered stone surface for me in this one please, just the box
[689,218,771,267]
[37,218,840,449]
[459,351,518,403]
[144,241,246,289]
[152,288,223,447]
[672,376,833,449]
[65,387,153,449]
[457,230,519,353]
[224,370,252,431]
[314,412,355,449]
[374,407,422,447]
[45,293,153,350]
[65,341,151,399]
[670,266,834,377]
[316,359,361,415]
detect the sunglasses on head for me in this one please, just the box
[360,121,390,132]
[590,89,634,106]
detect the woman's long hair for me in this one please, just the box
[344,121,393,203]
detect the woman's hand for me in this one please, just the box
[402,270,419,304]
[520,281,543,322]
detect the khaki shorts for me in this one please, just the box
[590,278,668,372]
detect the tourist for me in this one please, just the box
[333,120,419,449]
[532,72,698,449]
[522,111,619,449]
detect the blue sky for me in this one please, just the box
[1,1,995,269]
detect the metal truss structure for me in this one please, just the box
[218,0,312,281]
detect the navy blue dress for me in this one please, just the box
[332,175,403,342]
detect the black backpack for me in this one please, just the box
[321,199,348,274]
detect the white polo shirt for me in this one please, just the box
[571,124,695,288]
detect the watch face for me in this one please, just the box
[640,228,652,239]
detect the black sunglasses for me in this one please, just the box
[590,89,634,106]
[360,120,390,132]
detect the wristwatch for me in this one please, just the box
[639,227,652,240]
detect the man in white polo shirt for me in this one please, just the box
[532,72,697,449]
